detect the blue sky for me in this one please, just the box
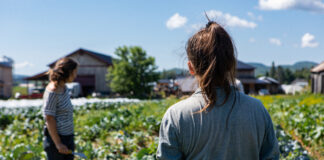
[0,0,323,75]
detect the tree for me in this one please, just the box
[265,71,269,77]
[295,68,311,80]
[106,46,159,98]
[276,66,285,84]
[284,68,295,84]
[269,61,276,78]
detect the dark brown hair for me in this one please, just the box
[48,57,78,85]
[186,19,237,112]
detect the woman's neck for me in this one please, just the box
[53,81,65,89]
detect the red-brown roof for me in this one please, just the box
[311,61,324,73]
[24,71,48,80]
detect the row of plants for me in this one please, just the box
[0,99,175,159]
[0,94,322,159]
[256,94,323,159]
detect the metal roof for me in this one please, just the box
[238,77,269,84]
[311,61,324,73]
[0,62,12,68]
[81,48,113,65]
[48,48,112,67]
[258,76,280,84]
[237,60,255,70]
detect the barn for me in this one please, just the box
[25,48,113,96]
[0,56,13,98]
[311,61,324,94]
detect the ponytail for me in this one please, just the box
[186,19,237,112]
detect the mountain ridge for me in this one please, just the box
[247,61,318,76]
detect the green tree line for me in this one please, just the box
[266,62,311,84]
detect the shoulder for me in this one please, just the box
[237,92,272,122]
[170,94,203,112]
[237,92,264,108]
[162,94,204,125]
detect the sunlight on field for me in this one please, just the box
[0,95,322,159]
[257,94,324,159]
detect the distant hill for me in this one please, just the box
[13,74,28,85]
[281,61,318,71]
[247,63,269,76]
[247,61,318,76]
[13,74,27,80]
[160,61,318,79]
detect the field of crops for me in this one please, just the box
[256,94,324,159]
[0,94,323,160]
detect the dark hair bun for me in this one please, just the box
[49,58,78,84]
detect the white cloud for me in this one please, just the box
[191,23,204,31]
[258,0,324,12]
[301,33,319,48]
[206,10,257,29]
[14,61,34,69]
[247,12,263,21]
[269,38,282,46]
[166,13,188,30]
[186,23,204,33]
[249,37,256,43]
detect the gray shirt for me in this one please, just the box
[157,88,279,160]
[43,86,74,136]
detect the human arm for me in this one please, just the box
[45,115,70,154]
[156,109,183,160]
[259,111,280,160]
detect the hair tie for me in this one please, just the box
[206,21,213,28]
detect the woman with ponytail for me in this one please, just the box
[43,57,78,160]
[157,19,279,160]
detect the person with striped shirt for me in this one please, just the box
[43,57,78,160]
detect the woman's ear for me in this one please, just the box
[188,61,195,75]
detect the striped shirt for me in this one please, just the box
[42,86,74,136]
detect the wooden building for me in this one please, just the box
[0,56,13,98]
[174,60,268,95]
[311,61,324,94]
[236,61,268,94]
[25,48,113,96]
